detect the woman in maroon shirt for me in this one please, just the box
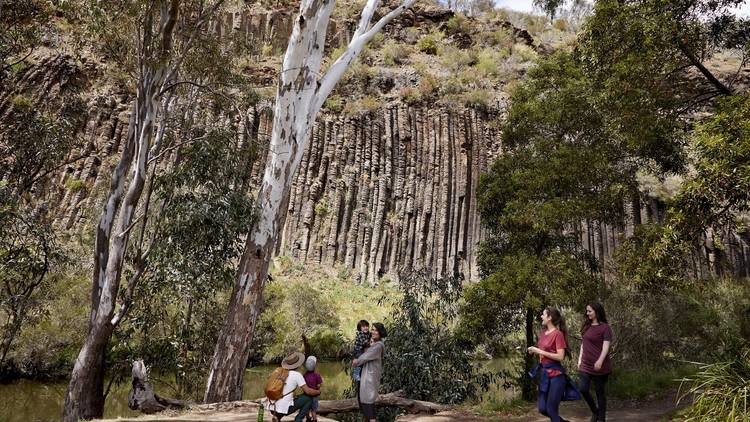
[578,302,613,422]
[527,307,572,422]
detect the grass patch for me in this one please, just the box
[269,258,397,340]
[469,396,530,417]
[607,364,698,400]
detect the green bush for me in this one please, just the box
[679,349,750,421]
[445,14,471,36]
[475,49,500,77]
[440,46,478,72]
[64,178,85,192]
[479,28,514,53]
[512,43,537,62]
[381,270,493,404]
[307,328,348,358]
[462,89,492,110]
[323,95,344,113]
[346,95,381,115]
[11,94,32,110]
[416,32,442,55]
[254,281,343,362]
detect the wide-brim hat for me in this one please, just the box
[281,352,305,370]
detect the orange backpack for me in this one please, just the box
[264,367,289,401]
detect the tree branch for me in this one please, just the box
[312,0,416,114]
[677,39,732,96]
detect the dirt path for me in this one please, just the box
[93,401,339,422]
[397,390,687,422]
[95,392,687,422]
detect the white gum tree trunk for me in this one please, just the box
[63,0,225,418]
[204,0,416,403]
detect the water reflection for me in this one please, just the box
[0,358,513,422]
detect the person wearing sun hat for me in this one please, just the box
[268,351,321,422]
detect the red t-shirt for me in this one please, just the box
[579,323,613,375]
[537,329,567,365]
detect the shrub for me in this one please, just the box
[399,87,421,105]
[445,13,471,36]
[479,28,514,53]
[679,348,750,421]
[512,43,538,62]
[419,74,438,96]
[323,95,344,113]
[438,76,465,97]
[440,46,478,72]
[254,281,342,362]
[381,41,412,66]
[381,270,493,404]
[462,89,492,110]
[341,61,374,90]
[314,198,329,217]
[416,32,442,55]
[261,43,273,56]
[369,32,385,49]
[307,328,348,358]
[475,49,500,77]
[11,94,32,110]
[553,18,568,32]
[346,95,381,115]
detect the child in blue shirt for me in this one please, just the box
[352,319,370,382]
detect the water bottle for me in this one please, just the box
[257,403,264,422]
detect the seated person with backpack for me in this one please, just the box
[265,352,321,422]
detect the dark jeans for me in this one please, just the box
[271,395,314,422]
[538,374,565,422]
[579,372,608,421]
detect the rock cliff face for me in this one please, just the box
[3,7,749,284]
[277,107,501,284]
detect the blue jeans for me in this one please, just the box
[538,374,565,422]
[352,365,362,381]
[271,395,313,422]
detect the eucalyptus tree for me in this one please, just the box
[205,0,417,403]
[62,1,227,420]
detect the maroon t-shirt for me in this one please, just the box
[304,371,322,390]
[579,323,613,375]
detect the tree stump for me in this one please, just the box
[128,360,188,414]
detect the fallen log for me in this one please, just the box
[128,360,189,413]
[314,392,447,415]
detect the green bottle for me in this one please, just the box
[257,403,264,422]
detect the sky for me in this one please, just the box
[494,0,750,16]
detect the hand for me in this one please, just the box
[577,360,582,369]
[594,360,603,371]
[527,346,539,355]
[352,359,359,367]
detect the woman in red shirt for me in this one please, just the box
[527,307,571,422]
[577,302,613,422]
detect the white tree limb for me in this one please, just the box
[311,0,417,116]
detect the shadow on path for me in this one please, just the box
[397,390,687,422]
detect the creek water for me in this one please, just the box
[0,358,515,422]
